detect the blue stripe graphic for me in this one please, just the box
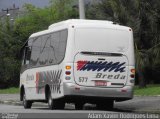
[79,61,126,73]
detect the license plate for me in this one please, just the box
[95,81,108,86]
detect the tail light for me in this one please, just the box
[130,74,135,78]
[130,68,135,79]
[65,71,71,75]
[66,66,71,70]
[65,65,71,80]
[131,69,135,74]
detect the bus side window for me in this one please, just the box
[49,32,60,65]
[39,34,51,65]
[30,37,41,66]
[58,30,68,63]
[24,46,31,65]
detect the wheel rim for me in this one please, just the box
[48,94,52,107]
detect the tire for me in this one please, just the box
[97,100,114,110]
[48,92,54,110]
[23,92,32,109]
[75,103,84,110]
[48,91,65,110]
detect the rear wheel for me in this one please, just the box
[96,100,114,110]
[48,91,65,110]
[48,91,54,110]
[23,92,32,109]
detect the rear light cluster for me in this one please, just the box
[130,69,135,79]
[65,66,71,80]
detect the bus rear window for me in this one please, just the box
[75,28,130,52]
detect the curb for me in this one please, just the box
[0,100,49,107]
[0,100,22,106]
[134,95,160,97]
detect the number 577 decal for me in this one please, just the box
[79,77,88,82]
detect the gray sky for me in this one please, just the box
[0,0,50,10]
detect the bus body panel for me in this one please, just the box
[20,65,65,100]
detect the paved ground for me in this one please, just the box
[0,104,125,119]
[0,94,160,114]
[0,94,160,118]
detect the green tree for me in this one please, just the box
[0,16,21,88]
[0,0,78,88]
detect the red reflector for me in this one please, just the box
[65,71,71,75]
[130,74,135,78]
[121,89,127,92]
[75,87,80,90]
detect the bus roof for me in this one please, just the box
[48,19,113,29]
[29,30,49,38]
[30,19,131,38]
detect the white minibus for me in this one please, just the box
[20,19,135,110]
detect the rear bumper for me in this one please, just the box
[63,82,133,101]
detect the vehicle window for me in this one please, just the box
[24,46,31,65]
[30,37,41,66]
[57,30,68,63]
[49,32,59,65]
[39,34,51,65]
[28,29,68,67]
[75,28,129,52]
[22,39,33,65]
